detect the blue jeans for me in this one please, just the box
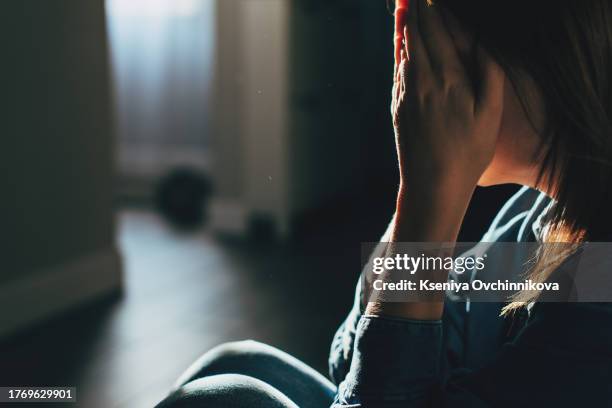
[156,340,337,408]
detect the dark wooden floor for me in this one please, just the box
[0,209,367,407]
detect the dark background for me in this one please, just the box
[0,1,517,406]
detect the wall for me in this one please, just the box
[210,0,291,236]
[208,0,249,234]
[0,0,122,338]
[210,0,368,237]
[287,0,365,215]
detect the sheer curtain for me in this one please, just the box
[106,0,215,184]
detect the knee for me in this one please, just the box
[202,340,269,366]
[208,340,263,358]
[173,340,265,389]
[158,374,297,408]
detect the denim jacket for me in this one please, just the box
[329,187,612,407]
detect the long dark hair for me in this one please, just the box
[433,0,612,309]
[438,0,612,242]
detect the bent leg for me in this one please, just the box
[173,340,336,408]
[157,374,298,408]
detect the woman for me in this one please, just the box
[158,0,612,406]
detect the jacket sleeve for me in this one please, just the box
[328,278,363,385]
[331,302,612,408]
[328,218,396,385]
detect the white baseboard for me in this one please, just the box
[0,247,123,339]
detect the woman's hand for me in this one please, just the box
[393,0,505,201]
[364,0,505,319]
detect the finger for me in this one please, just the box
[417,0,463,79]
[475,47,505,116]
[399,48,408,94]
[391,57,400,114]
[392,66,401,115]
[405,16,430,83]
[398,49,407,100]
[396,59,402,102]
[392,50,408,118]
[392,56,403,114]
[391,80,398,115]
[394,0,409,70]
[438,8,475,59]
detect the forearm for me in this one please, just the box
[337,185,474,404]
[365,179,475,321]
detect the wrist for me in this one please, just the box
[393,177,476,242]
[365,301,445,320]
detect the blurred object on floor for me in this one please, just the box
[155,168,213,229]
